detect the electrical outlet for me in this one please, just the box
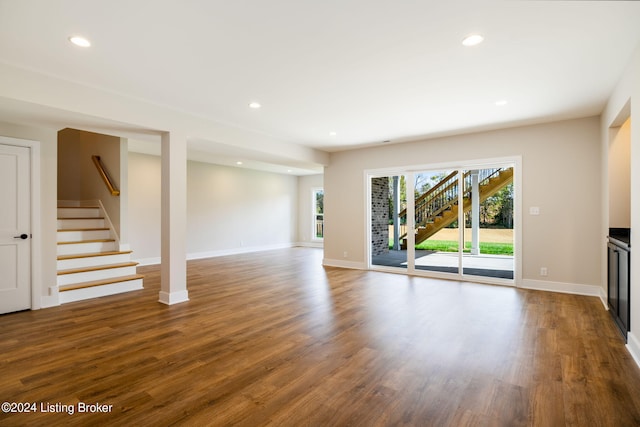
[343,251,348,258]
[540,267,548,276]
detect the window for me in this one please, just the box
[312,188,324,240]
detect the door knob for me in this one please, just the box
[14,234,28,240]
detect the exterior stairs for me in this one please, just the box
[401,168,514,249]
[57,204,143,303]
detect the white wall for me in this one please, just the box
[602,43,640,361]
[0,121,57,304]
[129,153,299,264]
[297,174,324,246]
[324,116,602,291]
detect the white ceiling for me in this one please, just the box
[1,1,640,172]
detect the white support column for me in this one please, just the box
[471,170,480,255]
[118,137,130,251]
[159,131,189,305]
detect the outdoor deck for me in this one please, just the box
[373,250,514,279]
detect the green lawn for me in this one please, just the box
[391,240,513,255]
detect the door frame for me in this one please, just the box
[365,155,522,287]
[0,135,41,310]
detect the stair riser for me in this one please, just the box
[57,230,111,242]
[57,208,101,218]
[58,219,105,229]
[57,266,138,286]
[58,279,144,304]
[57,253,133,270]
[57,241,117,256]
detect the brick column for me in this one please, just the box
[371,177,389,256]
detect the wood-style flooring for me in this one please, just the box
[2,247,640,426]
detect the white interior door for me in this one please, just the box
[0,143,31,314]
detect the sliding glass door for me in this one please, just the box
[411,169,460,275]
[461,168,515,280]
[370,174,407,272]
[369,161,516,284]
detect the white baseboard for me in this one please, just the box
[295,241,324,248]
[136,257,162,266]
[322,258,367,270]
[158,290,189,305]
[135,243,297,266]
[598,286,608,310]
[40,295,60,308]
[187,243,294,261]
[520,278,603,298]
[626,332,640,369]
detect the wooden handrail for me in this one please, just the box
[398,170,459,219]
[91,155,120,196]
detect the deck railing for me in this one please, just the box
[399,168,506,238]
[315,215,324,238]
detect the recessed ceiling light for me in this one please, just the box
[248,102,261,109]
[462,34,484,47]
[329,131,337,136]
[236,161,243,165]
[68,36,91,47]
[287,169,292,173]
[495,100,508,106]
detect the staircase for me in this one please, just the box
[400,168,513,249]
[57,204,143,303]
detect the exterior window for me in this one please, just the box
[313,188,324,240]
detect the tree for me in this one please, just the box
[388,176,407,223]
[315,190,324,214]
[478,183,513,228]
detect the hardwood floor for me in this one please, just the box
[2,247,640,426]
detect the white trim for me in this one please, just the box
[96,199,123,249]
[187,243,294,261]
[520,278,602,297]
[407,172,416,273]
[134,242,296,266]
[119,137,130,248]
[598,286,608,310]
[40,295,59,308]
[626,332,640,369]
[513,157,523,287]
[412,268,516,287]
[296,241,324,248]
[311,187,324,242]
[323,258,367,270]
[135,257,162,267]
[0,136,43,310]
[364,171,372,269]
[158,290,189,305]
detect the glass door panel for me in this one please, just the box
[411,169,460,275]
[370,175,407,271]
[462,167,515,280]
